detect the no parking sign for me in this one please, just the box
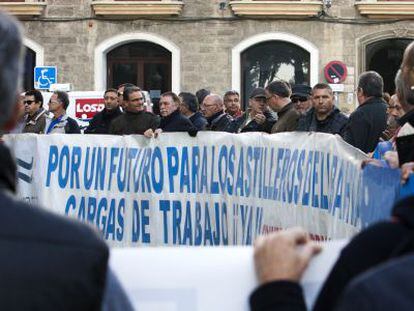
[324,61,347,84]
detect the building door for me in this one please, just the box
[107,41,171,101]
[240,41,310,109]
[366,38,411,95]
[23,47,36,91]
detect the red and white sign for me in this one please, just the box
[324,61,348,84]
[75,98,105,120]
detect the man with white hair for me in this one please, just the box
[200,93,233,131]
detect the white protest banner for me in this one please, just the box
[5,132,398,246]
[109,240,348,310]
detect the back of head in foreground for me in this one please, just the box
[0,12,109,310]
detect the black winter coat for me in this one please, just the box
[297,107,348,135]
[109,110,159,135]
[85,107,122,134]
[0,144,108,310]
[342,97,387,153]
[206,110,233,132]
[160,109,196,132]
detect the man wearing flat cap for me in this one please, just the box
[291,84,312,116]
[227,88,277,133]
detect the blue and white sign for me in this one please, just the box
[4,132,402,247]
[34,66,57,90]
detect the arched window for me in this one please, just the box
[232,33,318,109]
[23,47,36,92]
[366,38,411,94]
[241,41,310,106]
[107,42,172,100]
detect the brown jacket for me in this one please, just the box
[109,111,159,135]
[271,102,300,133]
[23,108,47,134]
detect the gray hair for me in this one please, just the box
[0,12,23,127]
[357,71,384,98]
[204,94,223,107]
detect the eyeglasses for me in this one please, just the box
[24,100,35,105]
[201,104,216,109]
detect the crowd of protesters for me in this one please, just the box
[1,8,414,311]
[8,67,404,157]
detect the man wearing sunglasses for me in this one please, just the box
[44,91,81,134]
[291,84,312,116]
[23,89,47,134]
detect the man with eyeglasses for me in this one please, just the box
[201,94,233,131]
[44,91,80,134]
[85,88,122,134]
[291,84,312,116]
[109,86,159,135]
[23,89,47,134]
[387,94,404,120]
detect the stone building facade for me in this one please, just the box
[2,0,414,111]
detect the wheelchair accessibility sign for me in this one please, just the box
[34,66,57,90]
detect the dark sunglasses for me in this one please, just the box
[24,100,35,105]
[291,96,308,103]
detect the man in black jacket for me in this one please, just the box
[179,92,208,130]
[144,92,195,137]
[0,12,110,310]
[201,94,233,131]
[297,83,348,135]
[110,86,159,135]
[342,71,387,153]
[85,88,122,134]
